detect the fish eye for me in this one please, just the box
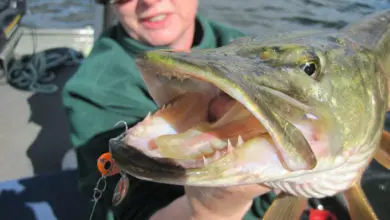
[301,61,318,76]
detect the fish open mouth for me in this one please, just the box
[109,49,319,175]
[121,89,269,169]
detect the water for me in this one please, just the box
[22,0,94,28]
[23,0,390,35]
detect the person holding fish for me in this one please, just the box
[62,0,275,220]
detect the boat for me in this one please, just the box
[0,1,101,219]
[0,1,388,219]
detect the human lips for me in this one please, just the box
[140,13,172,29]
[140,12,171,21]
[147,14,168,22]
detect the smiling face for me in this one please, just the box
[114,0,199,49]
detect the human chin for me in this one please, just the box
[143,29,183,46]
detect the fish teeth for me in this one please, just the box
[237,135,244,145]
[144,112,152,121]
[305,113,318,120]
[227,139,234,152]
[161,104,170,110]
[202,156,208,165]
[193,138,237,164]
[161,103,173,111]
[213,151,221,160]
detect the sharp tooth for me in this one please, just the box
[202,156,208,165]
[227,139,234,152]
[213,151,221,160]
[162,104,172,110]
[145,112,152,120]
[305,113,318,120]
[237,135,244,145]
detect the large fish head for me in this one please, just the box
[109,32,388,192]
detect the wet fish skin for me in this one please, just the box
[108,9,390,220]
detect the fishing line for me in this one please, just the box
[89,175,107,220]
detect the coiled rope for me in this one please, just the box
[5,46,84,94]
[0,23,85,94]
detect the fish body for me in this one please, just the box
[107,9,390,219]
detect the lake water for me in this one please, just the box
[24,0,390,35]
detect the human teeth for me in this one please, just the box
[149,14,166,22]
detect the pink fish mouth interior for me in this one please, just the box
[119,52,329,171]
[122,88,271,169]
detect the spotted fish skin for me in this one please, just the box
[109,10,390,201]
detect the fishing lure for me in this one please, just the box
[89,152,130,220]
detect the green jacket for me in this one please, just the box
[62,15,275,220]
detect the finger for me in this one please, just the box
[215,184,272,200]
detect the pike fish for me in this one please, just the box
[107,9,390,219]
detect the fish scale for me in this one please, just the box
[104,9,390,220]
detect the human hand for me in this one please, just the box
[150,184,271,220]
[185,184,271,220]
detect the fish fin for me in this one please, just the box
[374,130,390,169]
[343,182,378,220]
[263,193,307,220]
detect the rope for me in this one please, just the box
[5,47,84,94]
[0,9,85,94]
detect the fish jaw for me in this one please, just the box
[132,49,324,171]
[185,128,381,199]
[109,105,378,199]
[109,48,339,188]
[110,113,380,199]
[108,133,188,183]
